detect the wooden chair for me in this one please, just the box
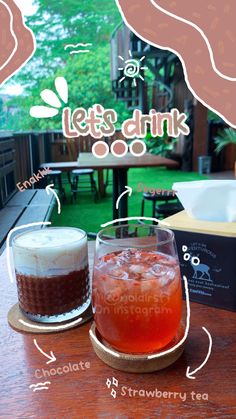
[66,137,98,203]
[44,170,66,201]
[141,190,183,222]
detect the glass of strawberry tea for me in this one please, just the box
[92,224,183,354]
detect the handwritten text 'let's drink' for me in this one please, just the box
[63,105,190,139]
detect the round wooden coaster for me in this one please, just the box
[8,303,93,334]
[89,322,186,373]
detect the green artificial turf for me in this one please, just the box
[50,167,207,234]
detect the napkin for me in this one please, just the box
[172,180,236,222]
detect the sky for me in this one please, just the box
[1,0,37,95]
[14,0,37,16]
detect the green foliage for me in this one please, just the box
[15,44,131,130]
[214,128,236,154]
[0,98,5,128]
[208,110,224,124]
[0,97,21,130]
[18,0,121,85]
[143,122,177,156]
[1,0,130,130]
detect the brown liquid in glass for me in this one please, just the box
[16,265,90,316]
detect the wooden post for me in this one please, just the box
[97,169,105,198]
[192,101,208,171]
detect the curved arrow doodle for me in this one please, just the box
[186,326,212,380]
[46,184,61,215]
[116,186,133,210]
[33,339,56,365]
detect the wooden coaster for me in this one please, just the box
[8,303,93,334]
[89,322,186,373]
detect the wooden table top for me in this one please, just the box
[1,241,236,418]
[41,153,179,171]
[41,161,79,172]
[78,152,179,170]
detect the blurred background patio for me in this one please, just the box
[0,0,235,237]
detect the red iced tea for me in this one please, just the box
[93,249,182,354]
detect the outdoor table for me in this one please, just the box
[1,241,236,418]
[77,152,179,221]
[41,153,178,220]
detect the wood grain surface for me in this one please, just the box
[165,210,236,237]
[0,242,236,419]
[41,153,179,171]
[78,153,179,170]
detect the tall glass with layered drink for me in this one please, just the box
[13,227,90,323]
[92,225,183,354]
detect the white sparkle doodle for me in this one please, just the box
[29,381,51,392]
[106,377,119,398]
[118,50,147,87]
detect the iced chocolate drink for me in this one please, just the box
[13,227,90,323]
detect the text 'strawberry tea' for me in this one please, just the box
[92,225,183,354]
[13,227,90,323]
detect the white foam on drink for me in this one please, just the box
[13,228,88,277]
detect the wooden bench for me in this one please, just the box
[0,189,55,254]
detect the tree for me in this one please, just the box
[17,0,121,85]
[4,0,130,131]
[18,44,130,130]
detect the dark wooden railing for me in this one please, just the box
[0,130,127,207]
[0,131,52,207]
[0,133,16,208]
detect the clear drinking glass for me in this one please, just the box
[92,224,182,354]
[13,227,90,323]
